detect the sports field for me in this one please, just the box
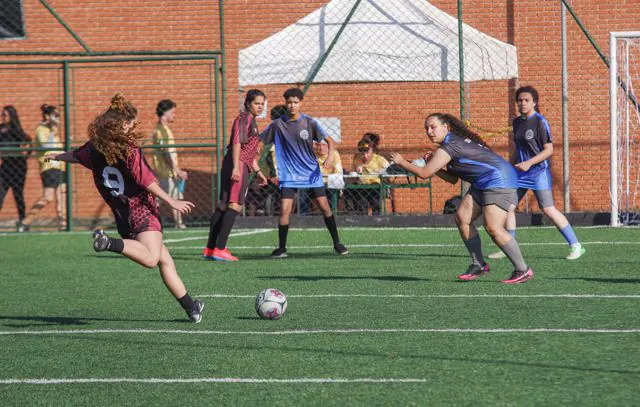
[1,226,639,405]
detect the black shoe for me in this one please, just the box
[458,263,490,281]
[16,221,30,233]
[92,229,111,252]
[186,299,204,323]
[271,248,288,258]
[501,268,534,284]
[334,243,348,255]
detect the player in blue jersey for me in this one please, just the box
[260,88,348,258]
[390,113,534,284]
[488,86,584,261]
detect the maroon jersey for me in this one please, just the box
[73,141,162,238]
[228,111,261,169]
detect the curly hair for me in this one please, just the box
[426,113,487,147]
[88,93,144,165]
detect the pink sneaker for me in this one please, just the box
[458,263,490,281]
[213,247,238,262]
[501,268,534,284]
[203,247,215,260]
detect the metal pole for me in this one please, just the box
[63,62,73,231]
[610,33,619,226]
[561,1,570,212]
[38,0,92,53]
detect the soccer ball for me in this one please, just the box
[255,288,288,320]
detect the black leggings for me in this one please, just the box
[0,162,27,220]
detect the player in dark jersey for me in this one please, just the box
[488,86,584,261]
[44,93,204,323]
[260,88,348,258]
[390,113,534,284]
[204,89,268,261]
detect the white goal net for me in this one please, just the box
[610,32,640,226]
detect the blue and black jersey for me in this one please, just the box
[513,112,553,190]
[260,113,327,189]
[439,133,518,190]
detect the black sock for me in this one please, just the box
[216,209,239,249]
[323,215,340,245]
[177,293,195,311]
[206,209,225,249]
[108,238,124,254]
[278,224,289,249]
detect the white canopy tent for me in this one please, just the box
[239,0,518,86]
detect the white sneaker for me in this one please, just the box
[487,250,507,260]
[566,244,586,260]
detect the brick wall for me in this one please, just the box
[1,0,638,223]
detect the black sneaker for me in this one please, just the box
[457,263,490,281]
[334,243,348,255]
[501,268,534,284]
[92,229,111,252]
[16,221,30,233]
[186,299,204,323]
[271,248,288,258]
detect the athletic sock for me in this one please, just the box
[177,293,195,311]
[278,224,289,249]
[107,238,124,254]
[559,225,579,246]
[463,235,484,266]
[206,209,225,249]
[323,215,340,245]
[500,238,528,272]
[216,209,239,250]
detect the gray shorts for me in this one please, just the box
[517,188,554,209]
[467,187,517,212]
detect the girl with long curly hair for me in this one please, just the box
[390,112,534,284]
[45,93,205,323]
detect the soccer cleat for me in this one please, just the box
[16,221,30,233]
[202,247,215,260]
[271,248,288,258]
[92,229,110,252]
[334,243,349,255]
[458,263,490,281]
[487,250,506,260]
[186,299,204,323]
[212,247,238,261]
[566,244,586,260]
[501,268,534,284]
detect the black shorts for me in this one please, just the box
[281,187,326,200]
[41,169,65,188]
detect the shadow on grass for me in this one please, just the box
[257,275,431,282]
[0,315,188,327]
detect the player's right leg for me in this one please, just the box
[158,243,204,323]
[315,192,348,255]
[272,194,294,258]
[455,192,489,281]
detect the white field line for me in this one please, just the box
[163,229,270,244]
[169,241,640,250]
[1,328,638,336]
[196,294,640,299]
[0,377,426,385]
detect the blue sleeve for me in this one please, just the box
[538,117,552,144]
[260,122,275,144]
[309,118,327,142]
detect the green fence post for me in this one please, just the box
[63,61,72,231]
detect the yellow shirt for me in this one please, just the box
[151,122,178,178]
[351,153,389,185]
[35,124,64,173]
[316,150,343,182]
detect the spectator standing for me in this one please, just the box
[0,105,31,225]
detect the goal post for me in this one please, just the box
[610,31,640,226]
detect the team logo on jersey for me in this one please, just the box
[299,129,309,140]
[525,129,535,140]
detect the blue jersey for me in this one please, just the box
[439,133,518,190]
[513,113,553,190]
[260,113,327,188]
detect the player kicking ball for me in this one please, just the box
[260,88,348,258]
[45,93,204,322]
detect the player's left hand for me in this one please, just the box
[515,161,532,172]
[257,172,268,186]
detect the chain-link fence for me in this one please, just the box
[238,0,516,216]
[0,57,222,231]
